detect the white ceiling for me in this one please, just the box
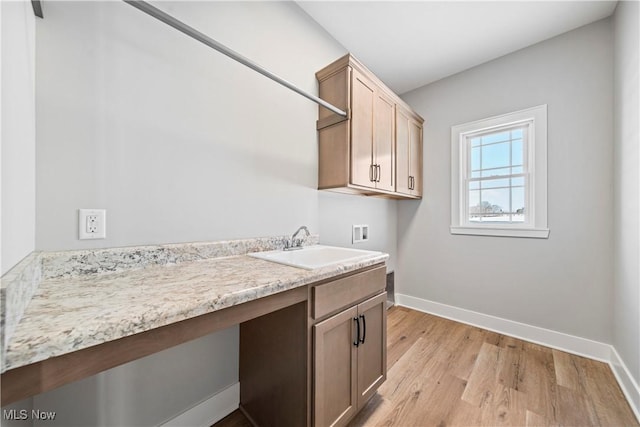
[297,1,618,94]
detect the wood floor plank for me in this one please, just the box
[444,395,484,427]
[409,373,467,426]
[385,310,434,370]
[348,392,394,427]
[480,384,527,426]
[461,342,520,408]
[349,338,437,426]
[517,346,558,421]
[580,356,639,426]
[525,409,558,427]
[378,338,446,404]
[555,384,600,426]
[552,349,584,391]
[211,409,252,427]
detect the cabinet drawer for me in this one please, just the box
[312,265,386,320]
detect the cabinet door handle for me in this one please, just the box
[376,165,381,182]
[359,314,366,344]
[369,165,373,182]
[353,317,360,347]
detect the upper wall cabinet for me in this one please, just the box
[396,105,423,198]
[316,54,424,200]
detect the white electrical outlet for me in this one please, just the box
[79,209,106,239]
[352,224,370,243]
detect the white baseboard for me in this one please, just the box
[610,346,640,422]
[161,382,239,427]
[396,293,640,422]
[395,294,611,360]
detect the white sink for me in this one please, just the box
[248,245,382,270]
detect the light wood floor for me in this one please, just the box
[215,306,639,427]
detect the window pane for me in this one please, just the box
[482,131,510,144]
[471,146,480,171]
[481,167,511,177]
[512,166,524,174]
[512,176,525,186]
[471,137,481,147]
[511,129,523,139]
[469,188,510,222]
[482,142,510,169]
[481,178,510,189]
[469,181,480,190]
[512,187,525,222]
[512,139,523,165]
[469,189,480,209]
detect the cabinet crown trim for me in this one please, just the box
[316,53,424,123]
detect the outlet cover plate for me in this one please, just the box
[79,209,106,239]
[352,224,369,243]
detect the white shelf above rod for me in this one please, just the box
[123,0,348,118]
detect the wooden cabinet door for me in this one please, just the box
[314,306,358,427]
[395,107,411,195]
[395,106,423,197]
[350,69,375,189]
[374,91,395,192]
[356,293,387,408]
[409,119,423,197]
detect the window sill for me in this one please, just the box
[450,226,550,239]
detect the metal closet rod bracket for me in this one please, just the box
[32,0,44,18]
[123,0,347,118]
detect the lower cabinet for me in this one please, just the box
[313,292,387,427]
[239,265,387,427]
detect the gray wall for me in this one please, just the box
[23,1,397,425]
[1,0,36,275]
[613,1,640,389]
[398,19,614,342]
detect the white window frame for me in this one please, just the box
[450,105,549,238]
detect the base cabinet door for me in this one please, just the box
[357,293,387,406]
[314,306,358,427]
[313,292,387,427]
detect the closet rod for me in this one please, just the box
[123,0,348,118]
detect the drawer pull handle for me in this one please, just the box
[353,317,360,347]
[359,314,366,344]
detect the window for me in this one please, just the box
[450,105,549,238]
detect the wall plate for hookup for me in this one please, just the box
[78,209,106,239]
[352,224,369,243]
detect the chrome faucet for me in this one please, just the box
[285,226,310,250]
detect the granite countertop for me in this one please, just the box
[2,242,387,373]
